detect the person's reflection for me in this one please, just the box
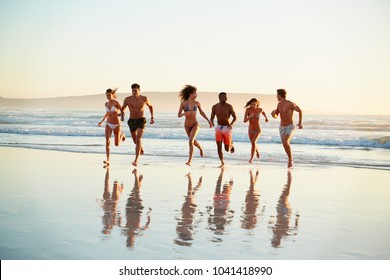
[207,167,234,240]
[123,169,151,248]
[241,169,264,230]
[270,170,299,248]
[175,173,202,246]
[101,167,123,235]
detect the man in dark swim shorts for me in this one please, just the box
[121,83,154,166]
[128,117,146,132]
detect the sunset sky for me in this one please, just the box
[0,0,389,115]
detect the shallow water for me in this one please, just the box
[0,148,389,260]
[1,110,389,170]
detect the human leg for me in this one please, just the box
[114,126,125,146]
[133,128,145,166]
[282,134,293,167]
[223,129,234,153]
[128,118,143,154]
[215,127,225,166]
[104,125,113,164]
[280,125,295,168]
[185,123,200,166]
[216,141,224,166]
[249,129,261,163]
[248,130,255,163]
[194,139,204,157]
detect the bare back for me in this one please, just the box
[277,100,297,126]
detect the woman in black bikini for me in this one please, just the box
[178,85,212,166]
[244,98,269,163]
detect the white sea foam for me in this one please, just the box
[0,109,389,169]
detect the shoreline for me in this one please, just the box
[0,146,389,260]
[1,145,388,171]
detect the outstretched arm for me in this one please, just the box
[114,100,124,118]
[198,102,212,128]
[262,110,269,122]
[210,105,216,127]
[121,98,128,121]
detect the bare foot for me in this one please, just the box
[288,161,293,168]
[230,145,235,154]
[121,132,126,142]
[249,159,253,164]
[141,148,144,155]
[219,161,225,168]
[256,149,260,158]
[185,161,192,166]
[132,161,138,167]
[103,160,110,165]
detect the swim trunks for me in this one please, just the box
[215,125,232,146]
[279,124,295,139]
[128,117,146,132]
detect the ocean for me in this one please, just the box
[1,108,390,260]
[0,108,389,169]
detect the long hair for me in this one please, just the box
[179,85,197,102]
[106,88,118,99]
[244,98,259,108]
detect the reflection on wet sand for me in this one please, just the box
[270,171,300,248]
[100,167,123,236]
[207,167,234,242]
[122,169,151,249]
[241,169,264,230]
[175,173,202,246]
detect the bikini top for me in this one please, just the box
[105,104,117,112]
[185,101,197,112]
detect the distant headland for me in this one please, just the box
[0,92,276,113]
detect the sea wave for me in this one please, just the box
[1,127,389,150]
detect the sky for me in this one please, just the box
[0,0,389,115]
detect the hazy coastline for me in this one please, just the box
[0,92,276,113]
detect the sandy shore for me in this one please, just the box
[0,147,389,260]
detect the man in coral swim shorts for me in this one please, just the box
[210,92,237,166]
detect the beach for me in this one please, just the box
[0,146,389,260]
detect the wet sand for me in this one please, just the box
[0,147,389,260]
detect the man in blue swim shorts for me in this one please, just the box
[271,89,303,168]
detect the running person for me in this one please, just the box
[244,98,268,163]
[121,83,154,166]
[210,92,237,167]
[271,89,303,168]
[178,85,212,166]
[98,88,126,166]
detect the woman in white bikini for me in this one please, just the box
[244,98,268,163]
[177,85,212,166]
[98,88,126,165]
